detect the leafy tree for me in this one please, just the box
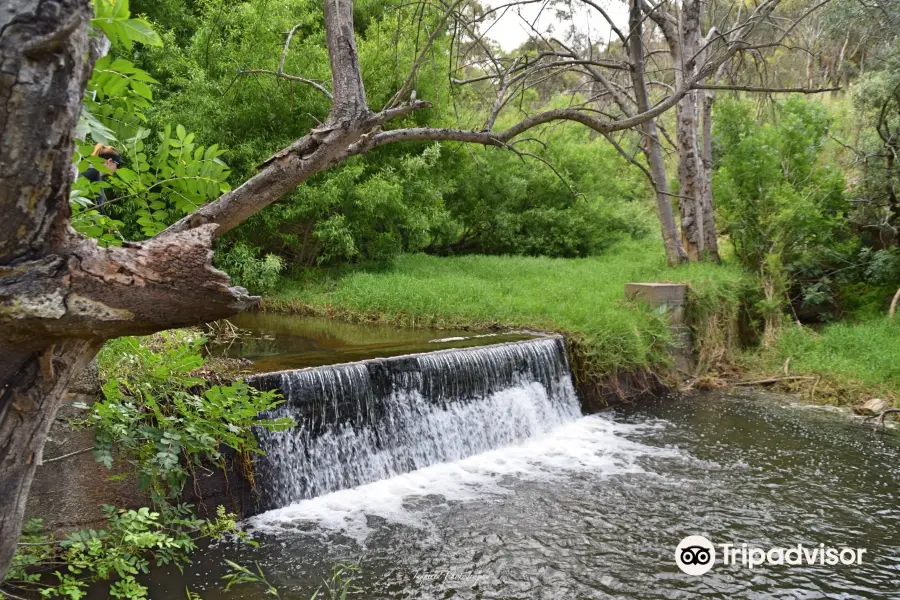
[714,97,848,332]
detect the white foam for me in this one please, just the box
[247,414,676,544]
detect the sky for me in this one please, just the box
[482,0,629,52]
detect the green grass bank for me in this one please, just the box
[743,317,900,405]
[265,238,752,384]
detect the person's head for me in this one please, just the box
[91,143,123,173]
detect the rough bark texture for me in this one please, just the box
[699,88,720,261]
[0,0,252,579]
[675,0,706,260]
[644,0,721,263]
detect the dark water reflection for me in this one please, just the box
[206,312,534,372]
[142,391,900,599]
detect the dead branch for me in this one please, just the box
[693,84,840,93]
[737,376,818,386]
[863,408,900,430]
[890,287,900,319]
[228,22,333,99]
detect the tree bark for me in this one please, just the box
[628,0,686,265]
[0,0,97,576]
[700,88,718,259]
[675,0,707,261]
[644,0,720,263]
[0,340,100,575]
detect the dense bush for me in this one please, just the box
[128,0,652,269]
[433,125,653,257]
[712,97,875,324]
[93,331,292,499]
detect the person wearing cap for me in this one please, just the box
[82,143,123,211]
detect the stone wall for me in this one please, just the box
[26,390,148,534]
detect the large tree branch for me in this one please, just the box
[1,225,253,346]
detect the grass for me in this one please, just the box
[266,237,751,378]
[745,317,900,405]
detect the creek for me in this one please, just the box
[144,317,900,599]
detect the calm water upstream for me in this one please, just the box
[206,312,535,372]
[142,390,900,599]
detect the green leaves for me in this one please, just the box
[91,0,162,50]
[73,120,232,242]
[6,504,242,600]
[90,331,291,500]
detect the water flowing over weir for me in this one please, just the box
[246,336,582,511]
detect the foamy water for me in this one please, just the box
[247,413,676,544]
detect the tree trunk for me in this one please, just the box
[0,341,100,574]
[644,0,719,262]
[628,0,686,265]
[699,88,720,262]
[675,0,708,261]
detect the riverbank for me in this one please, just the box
[265,238,898,409]
[265,238,752,389]
[739,317,900,406]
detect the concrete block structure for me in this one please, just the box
[624,283,693,374]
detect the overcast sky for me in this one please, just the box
[483,0,629,52]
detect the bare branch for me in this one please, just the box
[232,69,333,99]
[387,0,467,109]
[693,84,841,94]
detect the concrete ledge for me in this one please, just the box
[625,283,694,374]
[624,283,687,306]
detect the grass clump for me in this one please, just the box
[745,317,900,405]
[267,238,751,379]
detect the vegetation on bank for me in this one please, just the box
[742,317,900,405]
[1,331,291,600]
[266,237,753,380]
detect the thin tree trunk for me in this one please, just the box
[628,0,686,265]
[675,0,706,260]
[699,88,720,262]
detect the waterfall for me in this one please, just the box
[247,336,581,511]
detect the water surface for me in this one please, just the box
[145,390,900,599]
[206,312,535,372]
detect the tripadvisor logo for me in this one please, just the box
[676,535,716,575]
[675,536,867,575]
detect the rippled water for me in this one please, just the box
[144,391,900,599]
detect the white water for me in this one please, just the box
[250,337,586,509]
[248,413,676,545]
